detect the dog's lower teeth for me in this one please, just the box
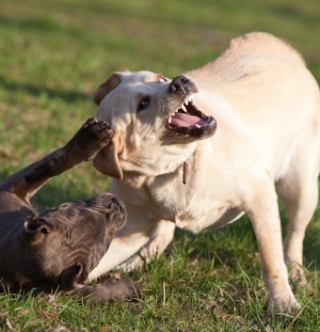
[195,124,201,128]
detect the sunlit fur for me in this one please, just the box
[90,32,320,312]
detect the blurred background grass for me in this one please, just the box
[0,0,319,331]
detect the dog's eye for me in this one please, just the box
[138,97,150,112]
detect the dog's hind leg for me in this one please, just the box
[245,175,299,312]
[0,117,113,203]
[276,138,320,286]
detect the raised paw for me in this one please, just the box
[68,117,114,161]
[80,117,114,147]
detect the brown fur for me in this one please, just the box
[0,117,139,302]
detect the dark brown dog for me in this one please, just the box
[0,117,139,302]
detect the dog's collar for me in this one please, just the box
[183,161,188,185]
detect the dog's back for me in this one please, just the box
[187,32,320,180]
[89,33,320,311]
[188,32,305,81]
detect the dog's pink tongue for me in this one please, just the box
[171,112,207,127]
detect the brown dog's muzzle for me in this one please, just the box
[98,194,127,224]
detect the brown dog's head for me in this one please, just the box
[92,71,217,179]
[21,193,126,291]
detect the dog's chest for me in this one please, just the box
[148,174,244,233]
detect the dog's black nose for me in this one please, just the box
[110,196,126,214]
[169,75,197,94]
[97,193,126,215]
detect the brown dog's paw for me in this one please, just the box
[68,117,114,160]
[73,277,140,304]
[81,116,97,129]
[81,116,114,147]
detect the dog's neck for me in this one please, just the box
[120,143,197,179]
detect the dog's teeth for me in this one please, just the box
[181,105,187,113]
[168,116,171,123]
[195,124,201,128]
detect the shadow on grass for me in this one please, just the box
[0,14,83,36]
[0,169,12,184]
[172,210,320,273]
[0,75,91,104]
[304,207,320,266]
[0,168,94,212]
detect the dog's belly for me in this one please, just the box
[203,207,244,230]
[175,207,244,233]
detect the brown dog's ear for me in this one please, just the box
[24,217,51,235]
[93,130,124,180]
[93,72,128,106]
[23,217,52,246]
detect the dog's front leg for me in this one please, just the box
[245,178,300,312]
[116,219,176,271]
[0,117,113,202]
[88,205,176,280]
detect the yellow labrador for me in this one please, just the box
[88,32,320,312]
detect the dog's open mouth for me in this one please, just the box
[165,95,216,138]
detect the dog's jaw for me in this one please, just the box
[165,93,217,139]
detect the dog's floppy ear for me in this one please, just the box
[23,216,52,245]
[93,71,128,106]
[24,217,51,235]
[93,130,124,180]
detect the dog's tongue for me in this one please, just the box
[170,112,207,127]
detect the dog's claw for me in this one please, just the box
[82,116,97,129]
[100,121,110,128]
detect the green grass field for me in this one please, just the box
[0,0,320,330]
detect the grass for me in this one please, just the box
[0,0,320,330]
